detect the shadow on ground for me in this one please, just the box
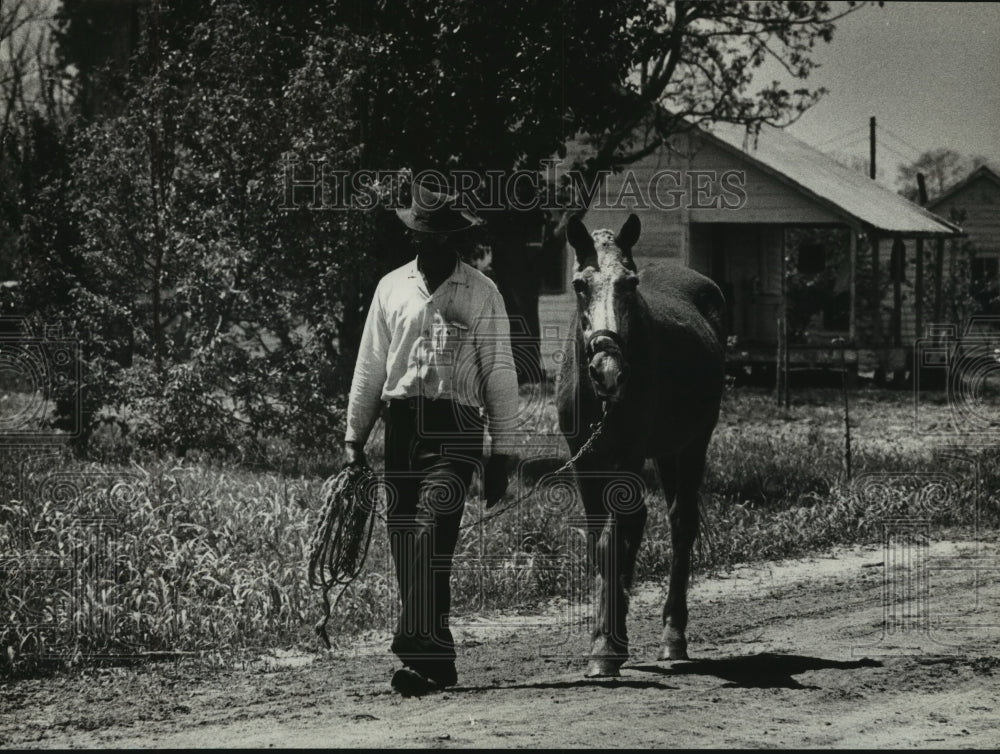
[627,652,882,689]
[443,653,881,695]
[452,678,680,693]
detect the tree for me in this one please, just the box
[16,1,384,463]
[315,1,871,379]
[22,0,871,458]
[552,1,870,198]
[896,148,990,202]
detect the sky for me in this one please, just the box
[759,1,1000,190]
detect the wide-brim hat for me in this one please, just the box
[396,180,485,234]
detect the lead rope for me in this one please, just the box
[347,399,615,530]
[459,400,615,529]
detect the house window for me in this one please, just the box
[796,241,826,275]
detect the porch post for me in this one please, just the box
[778,226,789,407]
[892,236,904,347]
[849,226,858,343]
[933,237,945,324]
[870,231,882,346]
[915,236,924,340]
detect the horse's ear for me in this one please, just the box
[616,213,641,252]
[567,215,597,268]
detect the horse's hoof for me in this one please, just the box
[659,626,688,661]
[584,658,623,678]
[657,640,689,661]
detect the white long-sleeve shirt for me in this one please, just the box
[344,257,520,453]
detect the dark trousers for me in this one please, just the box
[384,397,484,672]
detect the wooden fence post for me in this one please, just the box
[915,173,928,340]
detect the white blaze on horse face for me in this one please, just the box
[573,229,638,400]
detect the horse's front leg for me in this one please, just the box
[577,460,647,678]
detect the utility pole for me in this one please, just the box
[869,116,876,180]
[868,116,884,381]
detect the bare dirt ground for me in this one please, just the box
[2,535,999,749]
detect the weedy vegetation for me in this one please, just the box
[2,384,997,677]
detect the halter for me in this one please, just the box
[585,328,627,360]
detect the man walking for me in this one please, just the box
[343,180,520,696]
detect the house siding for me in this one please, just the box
[895,173,1000,341]
[538,135,847,375]
[933,174,1000,254]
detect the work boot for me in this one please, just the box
[422,662,458,688]
[390,661,458,696]
[390,667,443,697]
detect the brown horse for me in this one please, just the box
[555,213,725,677]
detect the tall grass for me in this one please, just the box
[2,386,997,677]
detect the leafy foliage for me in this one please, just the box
[896,148,991,202]
[7,0,871,457]
[17,3,394,461]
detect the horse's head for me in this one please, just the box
[567,213,641,402]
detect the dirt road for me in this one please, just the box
[3,537,999,748]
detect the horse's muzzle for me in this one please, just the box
[588,350,628,400]
[585,329,629,400]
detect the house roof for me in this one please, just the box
[700,122,963,238]
[926,165,1000,210]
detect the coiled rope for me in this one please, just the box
[307,463,379,648]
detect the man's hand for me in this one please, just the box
[343,441,367,470]
[484,454,513,509]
